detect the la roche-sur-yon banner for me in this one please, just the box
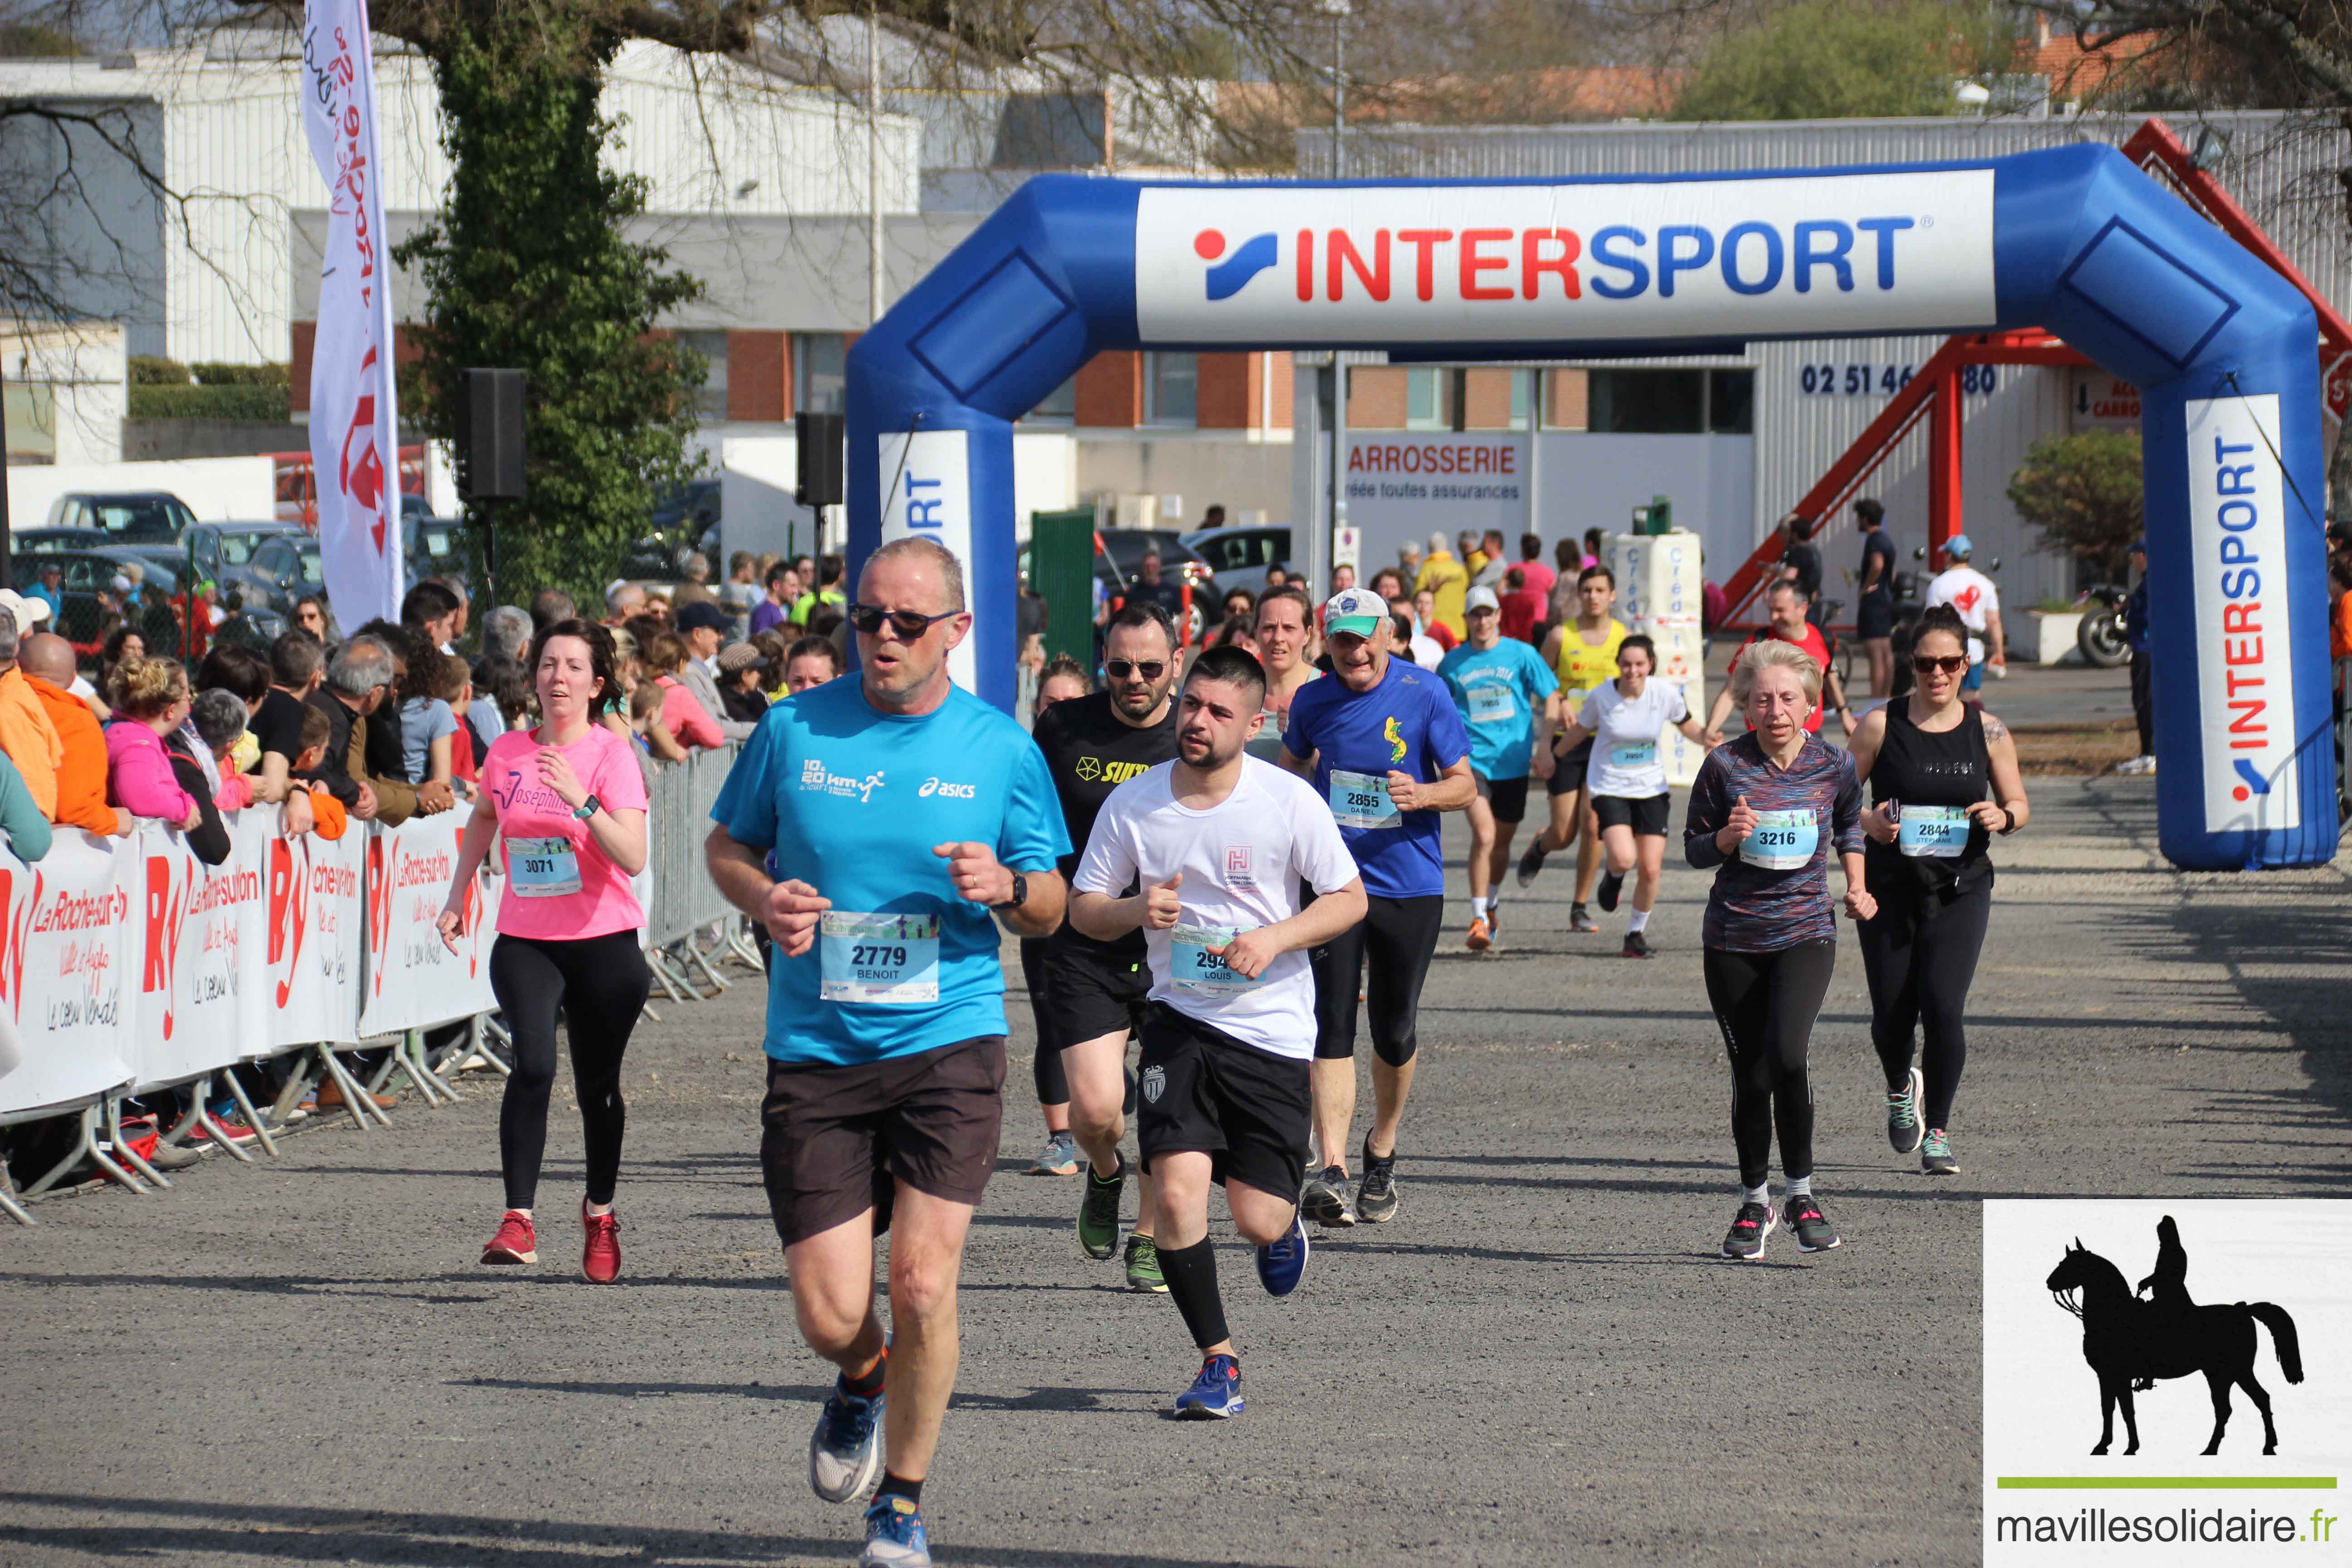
[300,0,405,629]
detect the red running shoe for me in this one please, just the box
[582,1201,622,1283]
[481,1210,537,1265]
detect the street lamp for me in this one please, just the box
[1320,0,1350,179]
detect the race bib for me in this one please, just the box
[1898,804,1971,859]
[1609,739,1657,770]
[1330,768,1402,831]
[1171,921,1267,995]
[1741,808,1819,871]
[819,911,941,1004]
[1469,685,1517,725]
[507,836,582,898]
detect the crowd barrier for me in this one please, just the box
[0,740,754,1224]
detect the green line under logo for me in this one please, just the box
[1996,1477,2337,1490]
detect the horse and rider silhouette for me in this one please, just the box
[2045,1216,2303,1456]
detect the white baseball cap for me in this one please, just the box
[0,589,52,634]
[1464,586,1500,614]
[1321,587,1387,638]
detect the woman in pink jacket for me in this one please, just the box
[104,657,203,831]
[640,628,725,750]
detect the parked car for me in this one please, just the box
[405,513,475,589]
[1097,530,1224,644]
[627,478,722,578]
[182,520,303,594]
[6,549,179,650]
[1183,524,1294,601]
[10,527,116,555]
[43,490,196,545]
[238,533,326,619]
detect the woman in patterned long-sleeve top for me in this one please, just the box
[1684,640,1875,1263]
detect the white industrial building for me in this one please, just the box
[1288,111,2352,611]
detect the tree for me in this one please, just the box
[1673,0,2010,122]
[2007,429,2145,579]
[389,10,705,610]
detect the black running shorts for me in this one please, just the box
[1593,792,1671,837]
[1034,936,1150,1054]
[759,1036,1006,1247]
[1137,1003,1311,1201]
[1857,590,1895,641]
[1546,735,1594,797]
[1472,770,1530,825]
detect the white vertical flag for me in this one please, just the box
[300,0,404,629]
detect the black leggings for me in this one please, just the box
[1018,938,1069,1107]
[1312,893,1445,1065]
[1703,941,1837,1191]
[1857,882,1991,1131]
[490,931,653,1210]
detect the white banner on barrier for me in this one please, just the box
[0,831,137,1115]
[264,822,365,1051]
[135,821,270,1089]
[359,802,501,1039]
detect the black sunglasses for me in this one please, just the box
[1912,653,1970,675]
[1104,659,1168,681]
[847,603,960,639]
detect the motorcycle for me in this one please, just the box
[2074,583,2132,668]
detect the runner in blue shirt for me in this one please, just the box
[1437,584,1558,953]
[706,536,1069,1568]
[1280,586,1472,1229]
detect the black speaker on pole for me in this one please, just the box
[455,368,527,501]
[795,410,845,509]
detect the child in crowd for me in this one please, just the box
[190,689,254,812]
[291,706,348,840]
[399,650,460,789]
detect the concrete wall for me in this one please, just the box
[1074,432,1295,533]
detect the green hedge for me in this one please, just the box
[127,382,291,421]
[127,355,190,386]
[190,361,289,388]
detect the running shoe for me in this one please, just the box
[1886,1068,1924,1154]
[1465,916,1492,952]
[1077,1153,1125,1260]
[1921,1129,1959,1176]
[1487,902,1502,941]
[481,1210,537,1266]
[1299,1166,1356,1227]
[1785,1193,1842,1253]
[1028,1130,1079,1176]
[1356,1137,1400,1223]
[1256,1212,1311,1297]
[859,1495,930,1567]
[1621,929,1651,960]
[809,1379,887,1503]
[1124,1233,1168,1293]
[1569,903,1599,934]
[582,1201,621,1284]
[1173,1353,1244,1419]
[1597,870,1624,912]
[1720,1200,1774,1261]
[1515,837,1549,888]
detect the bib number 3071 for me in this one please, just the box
[1740,808,1819,871]
[507,836,583,898]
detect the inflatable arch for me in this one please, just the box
[847,144,2335,871]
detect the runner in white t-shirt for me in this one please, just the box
[1550,634,1714,957]
[1070,644,1367,1421]
[1922,534,2005,693]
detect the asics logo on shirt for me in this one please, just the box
[799,758,887,802]
[919,776,977,799]
[1383,716,1407,763]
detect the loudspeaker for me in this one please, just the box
[455,368,527,501]
[795,410,845,508]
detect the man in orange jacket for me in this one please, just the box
[21,634,127,838]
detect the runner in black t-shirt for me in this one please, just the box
[1029,603,1184,1293]
[1852,498,1898,697]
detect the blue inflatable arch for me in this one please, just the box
[848,143,2335,871]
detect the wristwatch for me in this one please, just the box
[993,872,1028,911]
[572,794,601,822]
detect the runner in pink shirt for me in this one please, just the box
[438,619,652,1282]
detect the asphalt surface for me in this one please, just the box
[3,777,2346,1568]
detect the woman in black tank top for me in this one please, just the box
[1844,606,2031,1177]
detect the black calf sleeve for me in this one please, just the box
[1156,1237,1230,1351]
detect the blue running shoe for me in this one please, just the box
[1255,1211,1310,1297]
[808,1381,885,1504]
[859,1494,931,1567]
[1173,1353,1244,1419]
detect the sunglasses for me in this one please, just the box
[847,603,959,639]
[1104,659,1169,681]
[1912,653,1970,675]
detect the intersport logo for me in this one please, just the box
[1137,171,1996,344]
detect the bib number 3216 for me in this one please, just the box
[1740,808,1819,871]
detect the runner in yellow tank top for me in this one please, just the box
[1523,564,1628,931]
